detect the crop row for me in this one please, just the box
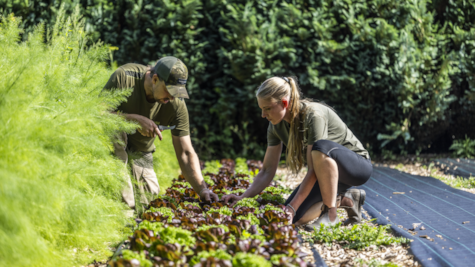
[109,159,314,267]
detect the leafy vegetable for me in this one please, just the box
[235,198,260,208]
[260,193,286,205]
[196,224,230,233]
[145,207,175,223]
[121,250,153,267]
[189,249,232,266]
[264,186,293,195]
[206,206,233,216]
[137,221,165,235]
[232,252,271,267]
[237,213,260,226]
[203,160,222,174]
[203,175,216,186]
[158,226,196,247]
[257,204,285,214]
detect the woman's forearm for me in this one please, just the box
[288,171,317,210]
[241,169,274,198]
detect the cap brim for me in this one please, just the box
[166,85,189,99]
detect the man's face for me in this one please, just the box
[150,74,174,104]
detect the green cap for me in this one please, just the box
[154,56,189,99]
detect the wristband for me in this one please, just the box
[286,204,296,214]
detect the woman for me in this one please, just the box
[222,76,373,229]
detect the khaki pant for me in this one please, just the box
[114,132,160,209]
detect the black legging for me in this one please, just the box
[285,140,373,223]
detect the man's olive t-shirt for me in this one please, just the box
[267,102,369,159]
[103,63,190,152]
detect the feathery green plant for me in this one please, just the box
[0,8,137,267]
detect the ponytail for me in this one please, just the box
[286,77,306,174]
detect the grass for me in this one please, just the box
[153,131,180,194]
[425,164,475,190]
[432,174,475,189]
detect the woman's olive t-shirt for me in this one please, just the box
[267,102,370,159]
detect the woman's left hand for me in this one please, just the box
[284,205,295,224]
[222,194,243,206]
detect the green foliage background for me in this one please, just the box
[2,0,475,159]
[0,11,140,266]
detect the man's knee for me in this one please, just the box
[142,167,160,194]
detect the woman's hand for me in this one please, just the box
[284,205,295,224]
[199,188,219,202]
[222,194,243,206]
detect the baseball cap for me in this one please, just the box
[153,56,189,99]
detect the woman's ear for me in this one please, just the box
[282,99,289,108]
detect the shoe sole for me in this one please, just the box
[359,189,366,207]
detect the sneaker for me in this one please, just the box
[303,204,339,231]
[339,188,366,225]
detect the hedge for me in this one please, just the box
[2,0,475,158]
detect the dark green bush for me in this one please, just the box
[2,0,474,158]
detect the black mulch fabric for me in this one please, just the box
[353,166,475,267]
[432,158,475,178]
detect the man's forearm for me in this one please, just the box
[178,150,207,193]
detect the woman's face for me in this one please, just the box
[257,97,287,125]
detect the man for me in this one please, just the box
[103,56,218,210]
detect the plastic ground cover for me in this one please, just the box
[432,158,475,178]
[355,167,475,267]
[297,234,328,267]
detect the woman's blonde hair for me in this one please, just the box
[256,76,308,174]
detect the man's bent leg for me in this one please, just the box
[113,132,135,209]
[131,152,160,206]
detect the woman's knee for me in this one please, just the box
[311,149,337,170]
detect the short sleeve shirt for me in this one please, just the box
[267,102,370,159]
[102,63,190,152]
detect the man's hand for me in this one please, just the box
[222,194,244,207]
[199,188,219,202]
[134,115,163,140]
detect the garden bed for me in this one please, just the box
[103,158,444,267]
[108,159,315,266]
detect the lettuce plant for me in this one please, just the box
[235,198,260,208]
[232,252,271,267]
[121,250,153,267]
[189,249,232,266]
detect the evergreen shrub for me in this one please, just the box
[0,10,137,266]
[2,0,475,157]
